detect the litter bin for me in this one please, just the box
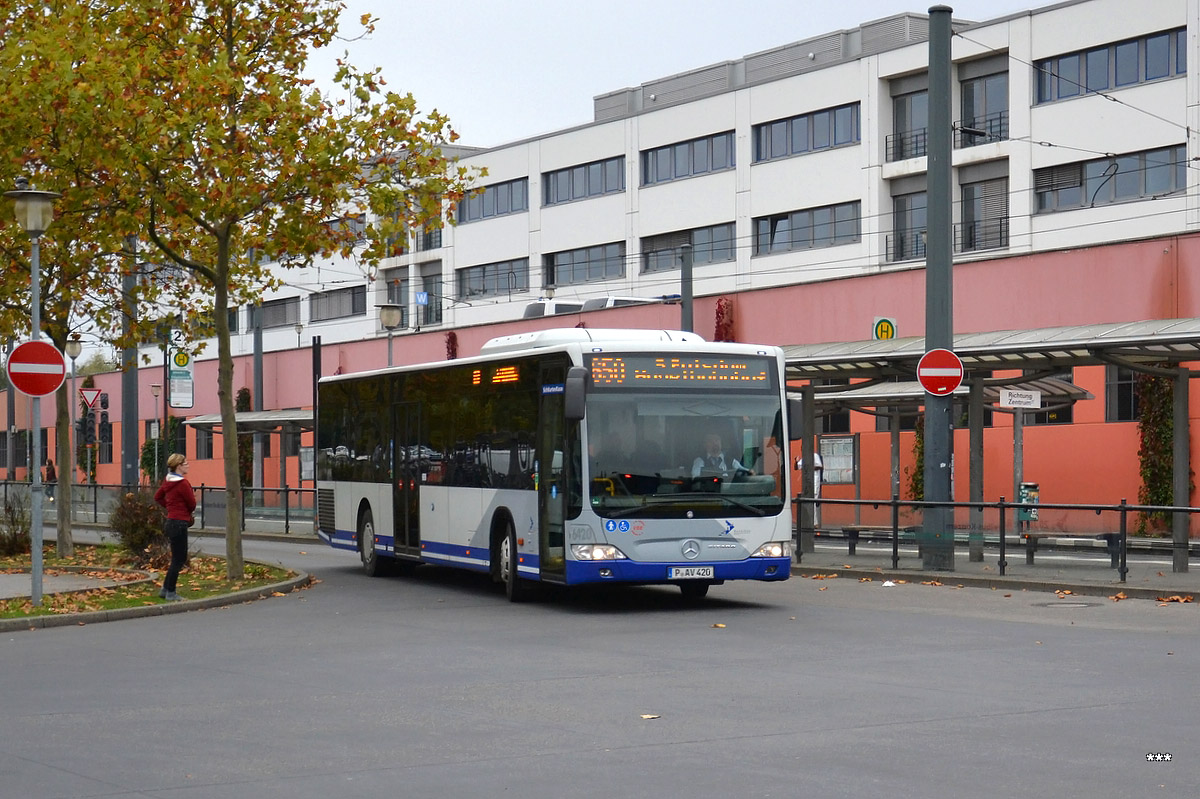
[1018,482,1039,522]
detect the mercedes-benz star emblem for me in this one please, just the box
[681,539,701,559]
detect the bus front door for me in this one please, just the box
[537,363,568,582]
[393,402,421,557]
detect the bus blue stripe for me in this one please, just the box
[564,557,790,585]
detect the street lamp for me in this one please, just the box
[379,304,403,366]
[294,322,304,348]
[150,383,162,481]
[65,338,82,521]
[4,177,61,606]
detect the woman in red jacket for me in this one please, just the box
[154,453,196,601]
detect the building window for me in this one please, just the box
[815,379,851,434]
[543,157,624,205]
[1034,145,1186,212]
[310,285,367,323]
[887,193,927,262]
[382,210,408,257]
[196,427,214,460]
[260,297,300,329]
[458,258,530,299]
[459,178,529,223]
[544,243,625,287]
[326,213,366,241]
[752,202,860,256]
[283,428,301,458]
[420,262,442,326]
[1106,365,1140,422]
[416,225,442,252]
[227,307,239,334]
[642,223,735,273]
[641,132,735,186]
[1024,369,1073,425]
[958,72,1008,147]
[887,92,928,161]
[754,103,859,163]
[1036,28,1186,103]
[383,270,409,329]
[959,178,1009,253]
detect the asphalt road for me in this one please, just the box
[2,536,1195,799]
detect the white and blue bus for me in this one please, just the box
[316,328,794,600]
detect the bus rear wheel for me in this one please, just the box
[499,522,529,602]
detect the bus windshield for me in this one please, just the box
[585,392,785,519]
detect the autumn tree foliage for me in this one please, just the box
[0,0,479,577]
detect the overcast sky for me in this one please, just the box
[308,0,1048,149]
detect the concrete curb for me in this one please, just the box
[790,563,1190,602]
[0,567,312,633]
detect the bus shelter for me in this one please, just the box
[184,409,314,489]
[781,318,1200,572]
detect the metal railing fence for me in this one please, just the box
[1,480,315,536]
[794,494,1200,582]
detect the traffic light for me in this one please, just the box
[99,392,109,410]
[84,409,96,446]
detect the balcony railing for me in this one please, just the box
[885,128,927,162]
[885,229,926,262]
[955,217,1009,253]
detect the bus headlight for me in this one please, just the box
[571,544,628,561]
[752,541,793,558]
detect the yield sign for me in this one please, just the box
[80,388,102,408]
[6,339,66,397]
[917,348,964,396]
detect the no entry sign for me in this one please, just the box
[917,348,964,396]
[6,339,66,397]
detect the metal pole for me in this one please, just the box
[121,242,139,487]
[29,233,44,605]
[922,4,955,570]
[1172,369,1190,572]
[968,378,984,561]
[162,325,170,460]
[680,243,693,333]
[69,355,76,522]
[387,329,394,367]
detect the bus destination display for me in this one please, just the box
[588,355,773,389]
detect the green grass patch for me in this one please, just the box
[0,543,296,620]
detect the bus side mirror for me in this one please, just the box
[787,397,803,441]
[565,366,587,420]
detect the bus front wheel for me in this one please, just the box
[499,522,529,602]
[679,581,711,601]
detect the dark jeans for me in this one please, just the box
[163,519,189,592]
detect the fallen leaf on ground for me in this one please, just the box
[712,623,726,628]
[640,714,660,720]
[1155,595,1193,603]
[858,577,872,583]
[1109,592,1127,602]
[921,580,943,586]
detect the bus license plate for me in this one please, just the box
[669,566,714,579]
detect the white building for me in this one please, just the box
[206,0,1191,358]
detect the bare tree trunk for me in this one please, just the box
[214,239,243,579]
